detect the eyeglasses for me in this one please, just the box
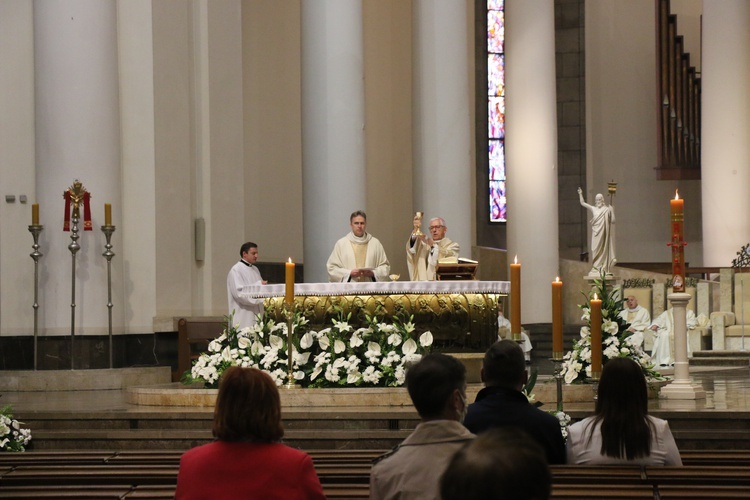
[429,225,444,230]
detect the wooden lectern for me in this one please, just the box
[435,259,478,280]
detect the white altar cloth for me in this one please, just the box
[241,281,509,299]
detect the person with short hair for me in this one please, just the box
[369,353,474,500]
[175,367,325,499]
[406,216,460,281]
[440,427,551,500]
[327,210,390,282]
[463,340,566,464]
[618,295,651,346]
[227,242,266,328]
[566,357,682,465]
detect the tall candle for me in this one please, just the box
[669,189,685,292]
[104,203,112,226]
[552,277,563,357]
[285,258,295,305]
[590,293,603,378]
[510,256,521,339]
[32,203,39,225]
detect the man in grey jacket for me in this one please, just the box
[369,353,475,500]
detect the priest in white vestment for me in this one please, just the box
[649,307,697,366]
[617,295,651,348]
[227,242,266,329]
[327,210,390,282]
[406,217,460,281]
[497,303,532,362]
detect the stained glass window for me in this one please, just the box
[488,0,505,223]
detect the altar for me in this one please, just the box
[242,281,509,351]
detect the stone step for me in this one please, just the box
[693,350,750,358]
[689,357,750,367]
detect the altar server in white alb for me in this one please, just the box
[327,210,390,282]
[406,217,460,281]
[618,295,651,347]
[648,307,697,367]
[227,242,266,329]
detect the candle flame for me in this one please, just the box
[593,293,598,300]
[555,276,560,282]
[674,189,679,200]
[288,257,292,263]
[514,255,518,264]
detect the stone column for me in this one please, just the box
[34,0,122,334]
[701,1,750,266]
[660,293,706,400]
[504,0,559,322]
[301,0,366,283]
[412,0,472,252]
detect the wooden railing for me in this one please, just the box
[656,0,701,180]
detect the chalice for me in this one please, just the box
[389,274,400,282]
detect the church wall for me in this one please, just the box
[0,1,36,335]
[362,0,416,283]
[152,2,197,322]
[241,0,304,267]
[204,1,246,316]
[117,0,157,334]
[585,0,703,267]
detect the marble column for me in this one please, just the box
[34,0,122,334]
[412,0,472,252]
[504,0,559,323]
[301,0,366,283]
[701,1,750,266]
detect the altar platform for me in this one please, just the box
[2,366,750,452]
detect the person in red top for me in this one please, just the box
[175,367,325,500]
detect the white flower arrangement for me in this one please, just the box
[0,404,32,452]
[559,272,660,384]
[185,310,433,389]
[552,410,572,442]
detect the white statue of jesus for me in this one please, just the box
[578,187,616,276]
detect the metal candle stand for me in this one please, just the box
[101,224,116,368]
[284,302,300,389]
[68,214,80,370]
[28,224,44,370]
[551,354,564,412]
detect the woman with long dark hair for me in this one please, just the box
[175,367,325,499]
[566,357,682,465]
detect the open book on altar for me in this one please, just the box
[435,258,479,280]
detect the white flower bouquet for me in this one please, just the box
[559,272,660,384]
[185,310,433,389]
[0,404,32,452]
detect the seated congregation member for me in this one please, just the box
[566,357,682,465]
[440,428,551,500]
[649,307,698,366]
[618,295,651,347]
[463,340,565,464]
[175,367,325,500]
[327,210,390,282]
[370,353,474,500]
